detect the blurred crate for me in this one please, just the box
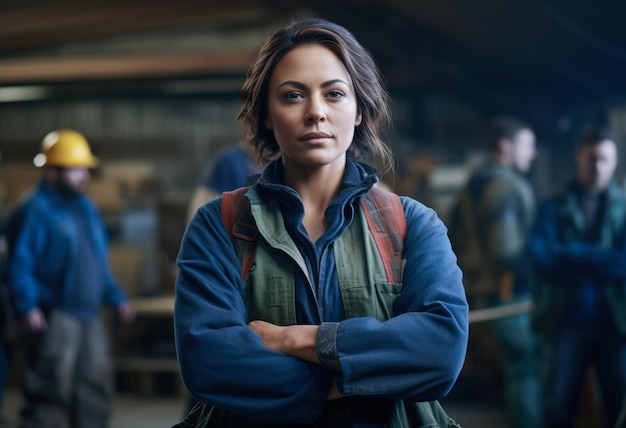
[0,163,40,208]
[109,244,145,297]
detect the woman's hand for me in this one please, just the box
[249,320,345,401]
[248,320,320,364]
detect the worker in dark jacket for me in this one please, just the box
[531,127,626,428]
[449,116,540,428]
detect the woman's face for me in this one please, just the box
[265,44,360,173]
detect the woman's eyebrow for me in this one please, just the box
[277,79,349,89]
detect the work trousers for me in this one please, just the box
[541,325,626,428]
[19,310,113,428]
[491,304,542,428]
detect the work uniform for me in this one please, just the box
[531,181,626,427]
[175,159,468,427]
[450,161,541,428]
[6,181,129,428]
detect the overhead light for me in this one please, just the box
[0,85,50,102]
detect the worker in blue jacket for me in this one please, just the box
[531,127,626,427]
[173,18,468,428]
[6,129,135,428]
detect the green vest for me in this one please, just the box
[533,183,626,337]
[245,188,399,325]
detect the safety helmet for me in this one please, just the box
[33,129,99,168]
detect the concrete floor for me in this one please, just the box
[443,400,506,428]
[1,388,187,428]
[1,387,506,428]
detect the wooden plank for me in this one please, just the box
[468,300,532,324]
[0,1,268,51]
[130,295,175,317]
[0,51,258,84]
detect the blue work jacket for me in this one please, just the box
[531,181,626,337]
[6,180,128,316]
[174,159,468,426]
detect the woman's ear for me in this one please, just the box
[264,116,272,131]
[355,112,362,126]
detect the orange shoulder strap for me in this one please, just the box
[221,187,257,281]
[360,186,407,284]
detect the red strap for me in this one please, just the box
[223,185,406,284]
[220,190,238,235]
[360,186,407,283]
[221,187,257,281]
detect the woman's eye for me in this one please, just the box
[283,92,303,101]
[327,90,345,99]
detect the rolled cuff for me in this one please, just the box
[316,322,341,371]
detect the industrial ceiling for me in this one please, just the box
[1,0,625,131]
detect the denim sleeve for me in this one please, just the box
[175,200,334,424]
[331,197,469,401]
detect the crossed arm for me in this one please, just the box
[248,320,342,400]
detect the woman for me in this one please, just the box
[174,18,468,428]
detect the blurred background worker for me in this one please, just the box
[531,127,626,428]
[449,115,541,428]
[5,129,136,428]
[186,139,263,222]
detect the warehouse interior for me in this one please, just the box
[1,1,626,427]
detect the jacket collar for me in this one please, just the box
[254,158,378,201]
[247,159,379,239]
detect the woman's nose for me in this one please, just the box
[305,98,326,123]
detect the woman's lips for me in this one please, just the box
[300,132,331,143]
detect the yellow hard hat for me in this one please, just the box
[33,129,99,168]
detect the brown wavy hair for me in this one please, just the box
[238,18,394,175]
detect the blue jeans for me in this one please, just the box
[541,326,626,428]
[491,310,541,428]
